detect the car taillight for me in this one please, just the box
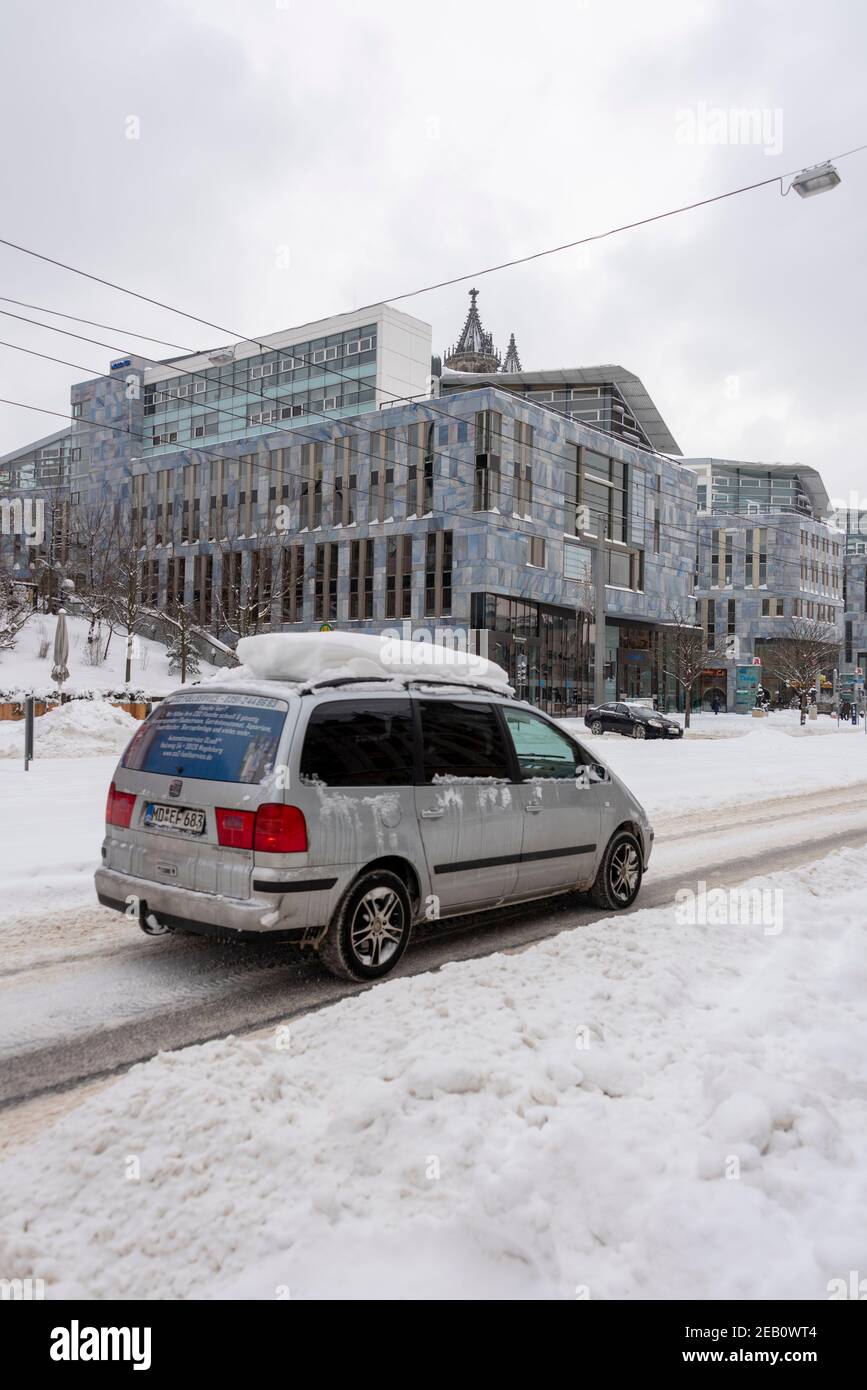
[254,803,307,854]
[106,781,137,829]
[215,807,255,850]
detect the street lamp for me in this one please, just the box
[790,161,841,198]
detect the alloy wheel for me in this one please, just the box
[349,886,406,970]
[591,720,603,736]
[632,723,646,739]
[609,840,640,903]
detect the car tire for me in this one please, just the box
[318,869,412,982]
[588,830,643,911]
[590,719,603,736]
[632,723,646,739]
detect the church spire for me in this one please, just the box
[501,332,522,373]
[443,288,501,373]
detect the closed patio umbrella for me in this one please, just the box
[52,607,70,691]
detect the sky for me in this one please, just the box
[0,0,865,506]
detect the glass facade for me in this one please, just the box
[705,467,814,517]
[471,592,593,716]
[141,326,378,455]
[443,379,652,450]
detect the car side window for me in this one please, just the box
[300,698,415,786]
[419,701,511,781]
[503,708,583,779]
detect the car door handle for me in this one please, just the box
[524,801,542,814]
[420,808,445,819]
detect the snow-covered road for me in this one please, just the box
[2,712,867,1104]
[2,782,867,1106]
[1,844,865,1300]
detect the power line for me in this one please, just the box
[9,138,867,511]
[0,296,189,351]
[2,136,866,456]
[3,140,866,339]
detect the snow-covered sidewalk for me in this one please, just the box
[1,846,865,1300]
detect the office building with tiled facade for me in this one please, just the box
[0,293,699,713]
[688,459,844,709]
[4,288,852,715]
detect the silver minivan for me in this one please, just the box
[95,677,654,981]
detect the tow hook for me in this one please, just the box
[139,901,173,937]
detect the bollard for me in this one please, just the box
[23,693,34,771]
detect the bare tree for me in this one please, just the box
[662,604,728,729]
[762,618,840,726]
[213,520,292,642]
[0,564,32,656]
[68,500,123,653]
[107,518,154,687]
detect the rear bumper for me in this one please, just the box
[94,866,339,942]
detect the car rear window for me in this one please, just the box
[122,693,288,784]
[300,698,415,786]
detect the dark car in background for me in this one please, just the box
[584,701,683,740]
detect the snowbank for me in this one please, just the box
[0,699,138,760]
[561,714,867,818]
[1,847,865,1300]
[236,631,512,692]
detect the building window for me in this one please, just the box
[528,536,546,568]
[564,541,593,583]
[711,529,720,586]
[208,460,223,540]
[301,443,323,529]
[474,409,501,511]
[333,435,357,527]
[724,534,733,586]
[193,554,213,624]
[425,530,453,617]
[250,549,272,626]
[577,448,628,541]
[514,420,534,517]
[386,535,412,619]
[168,556,185,609]
[370,430,396,522]
[727,599,736,635]
[349,539,375,619]
[653,476,661,553]
[280,545,305,623]
[220,550,240,624]
[139,557,160,608]
[154,469,173,547]
[759,528,767,586]
[314,542,338,621]
[606,547,643,591]
[407,422,434,517]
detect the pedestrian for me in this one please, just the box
[711,693,720,716]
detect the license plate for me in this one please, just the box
[144,803,206,834]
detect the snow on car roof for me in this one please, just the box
[232,632,514,694]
